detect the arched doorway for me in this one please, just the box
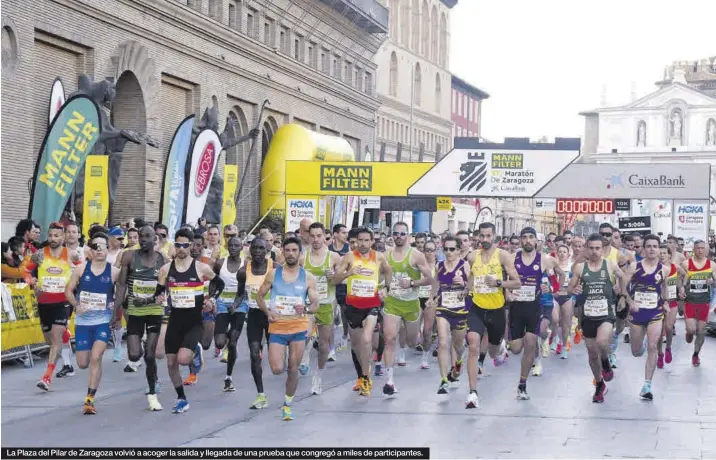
[261,115,279,164]
[110,71,146,224]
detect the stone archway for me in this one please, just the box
[261,115,279,164]
[110,70,147,224]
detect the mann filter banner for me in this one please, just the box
[28,95,101,238]
[184,129,222,226]
[82,155,109,236]
[286,196,318,232]
[159,115,195,240]
[222,164,239,229]
[673,200,709,250]
[48,77,66,125]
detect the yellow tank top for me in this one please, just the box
[37,247,73,303]
[347,250,381,308]
[471,248,505,310]
[605,246,619,265]
[246,259,272,309]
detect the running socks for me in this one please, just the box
[284,395,294,406]
[87,387,97,397]
[351,350,362,378]
[601,356,611,371]
[43,363,56,381]
[386,367,394,385]
[478,352,486,365]
[61,330,73,367]
[175,385,186,400]
[227,344,237,376]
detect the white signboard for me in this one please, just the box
[673,200,709,250]
[476,207,494,225]
[285,196,318,232]
[358,196,380,228]
[534,198,556,211]
[408,148,579,197]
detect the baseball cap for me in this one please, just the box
[520,227,537,237]
[108,226,124,237]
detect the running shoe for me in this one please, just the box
[55,365,75,378]
[420,358,430,370]
[281,405,293,421]
[692,354,701,367]
[374,363,383,376]
[555,342,563,355]
[665,348,673,364]
[465,391,479,409]
[171,399,190,414]
[550,336,560,353]
[147,394,163,411]
[415,344,424,352]
[352,378,362,391]
[359,377,372,396]
[83,396,97,415]
[220,348,229,363]
[639,382,653,401]
[250,394,268,409]
[123,362,139,373]
[541,339,550,358]
[37,377,51,392]
[432,348,438,358]
[183,374,198,386]
[517,384,530,400]
[299,363,310,375]
[223,377,236,392]
[657,353,664,369]
[477,361,484,375]
[560,349,568,360]
[311,375,322,395]
[531,362,542,376]
[566,338,572,352]
[608,353,617,369]
[327,349,336,362]
[192,344,204,373]
[592,381,607,403]
[437,380,449,394]
[382,382,397,396]
[574,328,582,344]
[601,369,614,382]
[493,352,506,367]
[337,336,349,352]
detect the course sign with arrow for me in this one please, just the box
[408,138,581,197]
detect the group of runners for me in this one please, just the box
[20,217,714,419]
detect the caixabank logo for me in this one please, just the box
[605,173,686,189]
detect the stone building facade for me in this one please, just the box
[1,0,387,235]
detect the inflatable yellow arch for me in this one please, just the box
[260,124,355,230]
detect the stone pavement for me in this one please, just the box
[2,318,715,459]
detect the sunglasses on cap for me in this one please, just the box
[89,242,108,251]
[174,242,191,249]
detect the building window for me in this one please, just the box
[463,95,467,116]
[475,102,479,125]
[439,13,447,67]
[430,6,438,62]
[208,0,220,20]
[458,127,462,136]
[390,0,400,40]
[344,60,353,86]
[411,0,420,52]
[365,71,373,96]
[247,8,257,39]
[467,99,472,121]
[228,2,237,29]
[389,52,398,97]
[263,18,275,47]
[188,0,201,11]
[400,1,410,46]
[452,90,456,114]
[421,0,429,57]
[307,42,315,67]
[434,73,441,114]
[321,48,330,73]
[280,26,290,54]
[414,63,422,107]
[294,34,304,61]
[355,67,362,90]
[457,92,462,116]
[333,55,342,80]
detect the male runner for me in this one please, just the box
[509,228,564,396]
[157,228,224,413]
[302,223,341,395]
[554,244,574,359]
[237,237,274,409]
[465,222,522,408]
[431,236,469,394]
[55,222,83,378]
[64,232,119,414]
[26,222,76,391]
[623,234,669,400]
[568,234,628,403]
[657,245,685,368]
[115,225,166,410]
[381,222,434,396]
[213,236,246,392]
[334,227,392,396]
[257,237,318,420]
[418,240,438,368]
[182,233,213,385]
[328,224,350,356]
[679,240,716,366]
[457,231,472,260]
[299,218,312,248]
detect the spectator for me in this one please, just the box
[15,219,40,257]
[2,238,26,282]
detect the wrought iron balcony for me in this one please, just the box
[316,0,388,34]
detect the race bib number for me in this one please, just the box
[584,298,609,317]
[274,295,301,316]
[668,284,677,300]
[634,291,658,309]
[220,287,237,302]
[42,276,67,293]
[389,273,411,297]
[514,285,536,302]
[690,279,708,294]
[351,280,377,298]
[418,284,432,298]
[441,291,462,308]
[317,277,329,302]
[474,276,498,294]
[247,285,260,308]
[170,289,196,309]
[133,280,157,299]
[203,248,213,259]
[79,291,108,311]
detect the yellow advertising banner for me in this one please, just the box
[285,161,432,197]
[222,165,239,229]
[436,197,453,211]
[82,155,109,237]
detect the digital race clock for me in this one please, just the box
[555,198,615,214]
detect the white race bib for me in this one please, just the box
[170,289,196,309]
[247,285,260,308]
[220,287,237,302]
[79,291,108,311]
[514,285,536,302]
[690,280,708,293]
[133,279,157,299]
[273,295,301,316]
[418,284,432,298]
[389,273,411,297]
[584,298,609,317]
[317,277,329,302]
[441,291,462,308]
[668,284,677,300]
[351,279,377,298]
[42,276,67,293]
[634,291,659,310]
[474,276,498,294]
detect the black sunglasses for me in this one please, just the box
[444,247,458,252]
[393,231,407,237]
[225,233,238,238]
[174,242,190,249]
[89,242,108,251]
[600,232,612,238]
[157,233,167,238]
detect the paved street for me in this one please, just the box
[2,318,715,459]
